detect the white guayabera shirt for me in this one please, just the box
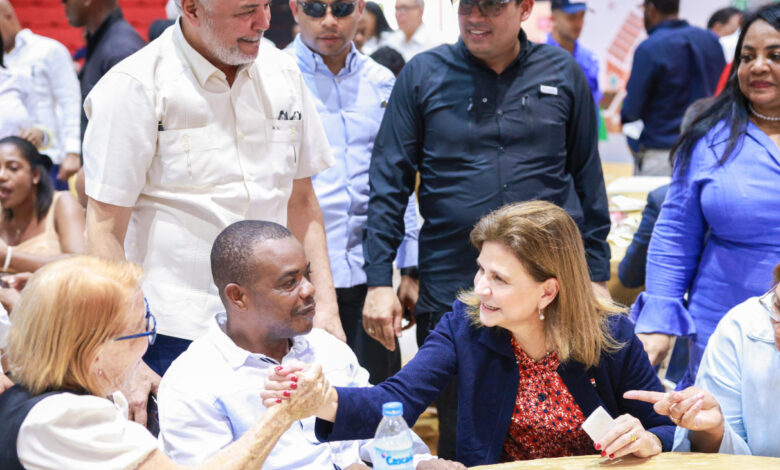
[82,20,334,341]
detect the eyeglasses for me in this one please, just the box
[457,0,513,17]
[115,298,157,345]
[297,0,357,18]
[759,285,780,322]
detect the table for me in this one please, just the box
[470,452,780,470]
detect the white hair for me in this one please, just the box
[173,0,215,14]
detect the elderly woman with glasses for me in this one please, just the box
[626,262,780,457]
[0,256,332,470]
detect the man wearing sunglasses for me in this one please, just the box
[82,0,344,428]
[361,0,610,458]
[287,0,420,386]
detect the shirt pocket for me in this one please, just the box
[504,93,568,162]
[261,119,303,183]
[154,125,228,188]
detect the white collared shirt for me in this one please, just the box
[0,67,32,139]
[673,296,780,457]
[83,21,333,340]
[158,314,434,469]
[4,29,81,163]
[383,23,442,62]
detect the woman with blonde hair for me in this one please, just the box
[0,256,331,470]
[265,201,674,466]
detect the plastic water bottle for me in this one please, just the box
[372,402,414,470]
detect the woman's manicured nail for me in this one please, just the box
[283,390,291,397]
[594,443,601,450]
[291,375,298,382]
[274,366,283,373]
[600,451,606,457]
[609,454,615,459]
[290,382,298,389]
[276,398,282,403]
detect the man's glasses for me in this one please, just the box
[115,298,157,345]
[457,0,513,17]
[297,0,357,18]
[759,285,780,322]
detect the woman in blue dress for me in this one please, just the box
[632,2,780,389]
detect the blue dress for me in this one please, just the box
[631,120,780,388]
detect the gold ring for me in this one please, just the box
[367,327,375,335]
[630,433,638,443]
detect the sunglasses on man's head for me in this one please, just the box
[297,0,357,18]
[457,0,513,17]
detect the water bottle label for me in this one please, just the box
[374,446,414,469]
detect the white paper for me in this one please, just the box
[582,406,617,443]
[622,120,644,140]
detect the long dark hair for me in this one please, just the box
[671,3,780,174]
[0,136,54,221]
[365,2,392,39]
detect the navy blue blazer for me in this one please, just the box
[316,300,674,466]
[618,185,669,288]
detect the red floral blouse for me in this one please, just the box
[500,337,595,462]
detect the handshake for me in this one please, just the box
[261,360,338,422]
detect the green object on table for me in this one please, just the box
[598,107,608,142]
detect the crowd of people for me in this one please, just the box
[0,0,779,468]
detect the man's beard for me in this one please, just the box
[201,16,259,66]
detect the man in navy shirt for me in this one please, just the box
[621,0,724,176]
[360,0,610,458]
[61,0,145,139]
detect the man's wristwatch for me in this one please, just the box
[399,267,419,279]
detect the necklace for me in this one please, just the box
[749,104,780,122]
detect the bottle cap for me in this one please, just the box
[382,401,403,417]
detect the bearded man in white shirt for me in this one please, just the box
[0,0,82,183]
[83,0,344,427]
[158,220,463,470]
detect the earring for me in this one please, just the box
[538,306,545,320]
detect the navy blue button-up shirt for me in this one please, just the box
[621,20,724,151]
[79,8,144,139]
[364,31,610,316]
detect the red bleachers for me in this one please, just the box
[13,0,166,54]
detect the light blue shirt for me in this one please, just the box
[158,313,434,468]
[672,296,780,457]
[289,36,419,288]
